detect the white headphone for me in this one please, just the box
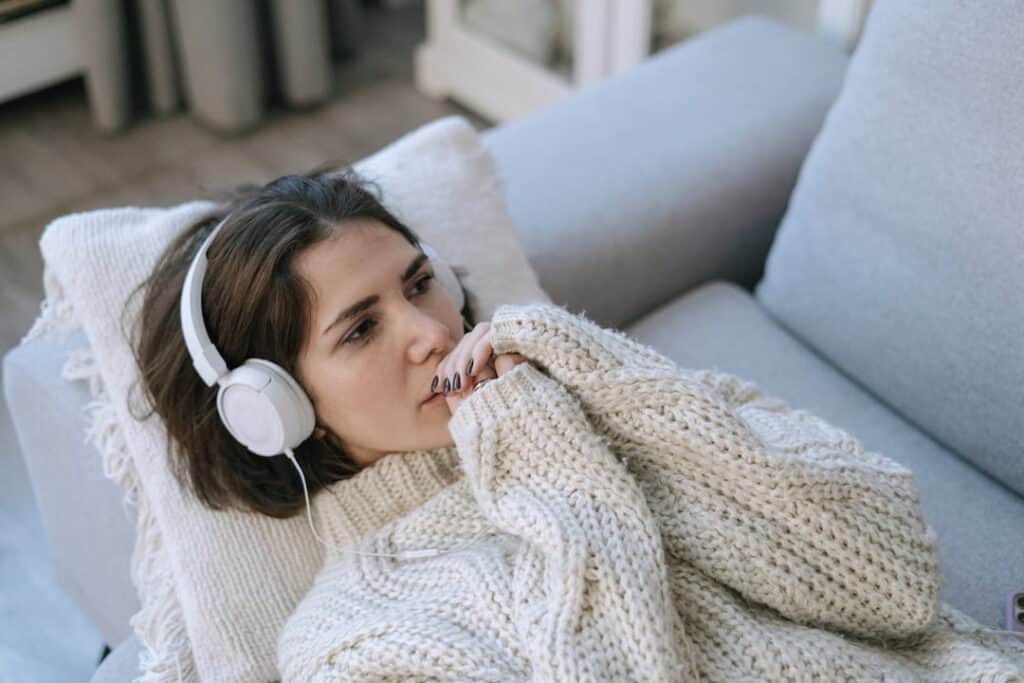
[179,214,486,561]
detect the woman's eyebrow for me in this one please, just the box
[321,251,429,337]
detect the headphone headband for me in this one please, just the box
[180,217,231,386]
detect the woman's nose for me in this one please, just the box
[408,310,451,362]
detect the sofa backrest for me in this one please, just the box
[755,0,1024,495]
[481,17,848,331]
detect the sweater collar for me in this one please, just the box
[311,446,462,548]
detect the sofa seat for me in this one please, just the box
[625,280,1023,629]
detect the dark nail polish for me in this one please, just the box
[431,375,438,392]
[443,377,450,393]
[454,373,461,390]
[466,359,474,376]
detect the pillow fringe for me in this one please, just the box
[61,341,197,682]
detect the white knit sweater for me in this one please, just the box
[277,302,1024,681]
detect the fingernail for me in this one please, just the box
[454,373,461,390]
[431,376,438,392]
[443,377,451,394]
[466,359,474,376]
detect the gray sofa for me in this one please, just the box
[6,4,1022,681]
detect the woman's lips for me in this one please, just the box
[421,392,445,406]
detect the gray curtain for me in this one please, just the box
[73,0,364,134]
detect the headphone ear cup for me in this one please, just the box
[420,241,465,312]
[216,359,316,457]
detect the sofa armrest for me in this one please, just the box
[2,330,139,646]
[91,635,143,683]
[481,16,848,329]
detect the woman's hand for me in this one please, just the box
[432,321,529,414]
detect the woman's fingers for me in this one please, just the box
[452,326,494,395]
[438,322,490,394]
[434,323,529,398]
[455,323,490,391]
[465,328,495,379]
[444,358,498,413]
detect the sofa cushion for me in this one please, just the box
[33,115,550,682]
[754,0,1024,494]
[3,328,139,646]
[626,280,1024,629]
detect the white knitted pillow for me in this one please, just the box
[34,115,551,682]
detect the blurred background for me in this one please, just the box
[0,0,869,679]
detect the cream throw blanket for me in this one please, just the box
[277,301,1024,681]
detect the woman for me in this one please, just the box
[130,166,510,518]
[131,168,1024,681]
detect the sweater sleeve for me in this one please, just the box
[485,302,942,643]
[447,361,695,682]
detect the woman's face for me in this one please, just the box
[294,220,463,466]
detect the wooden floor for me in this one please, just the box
[0,2,490,680]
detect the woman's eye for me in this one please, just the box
[339,275,434,348]
[414,273,434,294]
[343,318,377,346]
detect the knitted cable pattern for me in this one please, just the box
[277,301,1024,682]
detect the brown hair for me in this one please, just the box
[123,165,474,518]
